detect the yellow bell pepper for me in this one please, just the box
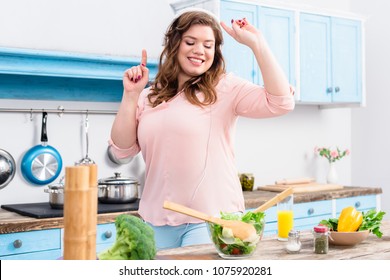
[337,206,363,232]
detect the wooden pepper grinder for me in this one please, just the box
[63,165,90,260]
[86,163,98,260]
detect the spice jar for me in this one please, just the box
[286,229,301,253]
[313,225,329,254]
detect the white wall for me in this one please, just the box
[350,0,390,218]
[0,0,357,208]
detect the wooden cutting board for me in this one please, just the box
[258,183,343,193]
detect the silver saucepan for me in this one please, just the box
[44,177,65,209]
[98,172,139,204]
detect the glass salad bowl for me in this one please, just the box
[207,211,265,259]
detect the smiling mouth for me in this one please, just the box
[188,57,204,65]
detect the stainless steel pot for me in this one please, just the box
[0,149,16,190]
[98,172,139,204]
[44,178,64,209]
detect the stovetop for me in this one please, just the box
[1,200,140,219]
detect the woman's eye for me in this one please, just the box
[186,41,195,46]
[204,45,212,49]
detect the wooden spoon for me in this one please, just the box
[163,201,257,241]
[253,186,294,213]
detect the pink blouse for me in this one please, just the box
[109,73,295,226]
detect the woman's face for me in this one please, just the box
[177,24,216,88]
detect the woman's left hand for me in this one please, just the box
[220,18,262,50]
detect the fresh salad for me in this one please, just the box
[209,211,265,256]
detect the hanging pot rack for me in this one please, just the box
[0,106,117,119]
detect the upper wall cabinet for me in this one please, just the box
[220,1,296,87]
[300,13,362,104]
[170,0,365,106]
[0,47,158,102]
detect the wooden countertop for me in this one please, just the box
[0,186,382,234]
[243,186,382,209]
[156,220,390,260]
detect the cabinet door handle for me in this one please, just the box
[355,201,361,208]
[335,86,340,93]
[326,87,333,94]
[13,239,23,248]
[307,208,315,215]
[104,231,112,239]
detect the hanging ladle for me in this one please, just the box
[78,112,95,165]
[163,201,258,242]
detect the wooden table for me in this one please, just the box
[157,220,390,260]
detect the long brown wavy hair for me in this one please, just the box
[148,11,226,107]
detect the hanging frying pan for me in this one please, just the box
[21,112,63,185]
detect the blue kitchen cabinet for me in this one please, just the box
[0,223,117,260]
[220,1,259,84]
[0,228,62,260]
[335,194,377,215]
[220,1,296,87]
[258,6,296,88]
[95,223,116,254]
[300,13,362,104]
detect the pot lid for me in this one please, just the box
[98,172,138,185]
[47,176,64,190]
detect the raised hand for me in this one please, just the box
[123,49,149,94]
[220,18,261,50]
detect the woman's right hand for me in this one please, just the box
[123,49,149,96]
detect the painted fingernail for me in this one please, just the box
[134,78,138,83]
[231,19,234,23]
[141,63,145,67]
[130,78,133,81]
[138,75,141,79]
[242,22,246,26]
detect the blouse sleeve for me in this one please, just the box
[228,74,295,118]
[107,89,150,159]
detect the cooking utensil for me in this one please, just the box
[0,149,16,190]
[78,113,95,165]
[253,187,294,213]
[163,201,257,241]
[98,172,139,203]
[44,177,65,209]
[21,112,63,185]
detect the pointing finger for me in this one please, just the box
[141,49,147,66]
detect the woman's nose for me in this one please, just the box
[192,44,204,55]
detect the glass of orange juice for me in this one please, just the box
[277,194,294,241]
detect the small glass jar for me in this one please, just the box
[286,229,301,253]
[239,173,254,191]
[313,225,329,254]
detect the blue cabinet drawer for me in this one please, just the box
[96,223,116,245]
[336,195,376,214]
[0,229,61,257]
[294,200,332,219]
[0,249,62,260]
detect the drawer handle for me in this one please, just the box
[104,231,112,239]
[355,201,361,208]
[307,208,315,215]
[13,239,23,249]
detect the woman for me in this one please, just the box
[109,10,294,249]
